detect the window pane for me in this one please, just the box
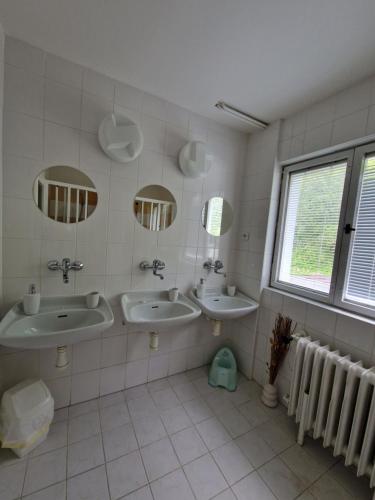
[345,155,375,307]
[279,162,347,294]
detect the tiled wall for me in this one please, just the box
[234,74,375,392]
[0,36,247,408]
[0,27,4,306]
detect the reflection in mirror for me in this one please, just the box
[134,185,177,231]
[202,197,233,236]
[33,166,98,224]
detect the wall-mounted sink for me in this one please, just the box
[121,290,201,331]
[189,288,258,320]
[0,295,114,349]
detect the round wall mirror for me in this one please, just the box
[134,185,177,231]
[33,166,98,224]
[202,197,233,236]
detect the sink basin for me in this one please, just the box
[0,295,114,349]
[189,288,258,320]
[121,290,201,331]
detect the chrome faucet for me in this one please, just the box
[203,259,226,275]
[139,259,165,280]
[48,258,84,283]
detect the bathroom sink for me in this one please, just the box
[189,288,258,320]
[0,295,114,349]
[121,290,201,331]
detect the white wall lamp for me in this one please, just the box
[98,112,143,163]
[215,101,268,130]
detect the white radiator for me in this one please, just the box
[288,337,375,493]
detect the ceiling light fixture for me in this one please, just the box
[215,101,268,129]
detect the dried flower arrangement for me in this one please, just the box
[267,313,295,385]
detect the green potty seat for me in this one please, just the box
[208,347,237,391]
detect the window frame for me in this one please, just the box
[333,143,375,318]
[271,149,355,308]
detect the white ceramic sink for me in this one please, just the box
[189,288,258,320]
[121,290,201,331]
[0,295,114,349]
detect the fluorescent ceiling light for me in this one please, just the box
[215,101,268,129]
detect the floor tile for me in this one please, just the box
[23,447,67,496]
[147,378,171,393]
[151,388,180,411]
[219,407,251,438]
[235,429,276,468]
[168,373,190,387]
[211,441,253,485]
[232,471,277,500]
[224,385,252,406]
[308,473,354,500]
[30,420,67,457]
[193,376,218,396]
[170,426,207,465]
[107,450,148,499]
[124,385,149,401]
[160,405,192,434]
[185,366,208,381]
[67,465,109,500]
[132,415,167,447]
[122,485,153,499]
[22,481,66,500]
[296,492,316,500]
[0,461,26,500]
[183,398,213,424]
[150,468,195,500]
[258,457,306,500]
[173,382,200,402]
[212,489,237,500]
[280,444,326,488]
[69,399,98,419]
[100,402,130,431]
[196,417,231,451]
[128,395,158,420]
[67,434,104,477]
[256,419,295,454]
[238,399,269,428]
[99,391,125,409]
[0,448,27,469]
[68,411,100,444]
[183,453,228,500]
[140,437,179,481]
[102,422,138,462]
[206,392,234,415]
[329,460,372,499]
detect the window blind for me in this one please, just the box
[345,155,375,306]
[279,162,347,294]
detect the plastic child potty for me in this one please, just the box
[208,347,237,391]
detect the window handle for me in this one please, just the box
[344,223,356,234]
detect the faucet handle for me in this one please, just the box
[71,261,84,270]
[47,259,60,270]
[153,259,165,269]
[214,260,224,269]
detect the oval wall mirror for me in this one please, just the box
[202,197,233,236]
[33,166,98,224]
[134,185,177,231]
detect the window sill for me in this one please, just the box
[265,285,375,327]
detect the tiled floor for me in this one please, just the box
[0,366,372,500]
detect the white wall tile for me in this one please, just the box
[45,80,81,128]
[4,64,44,118]
[71,370,100,404]
[83,68,115,100]
[72,339,101,374]
[334,79,372,118]
[45,53,83,88]
[101,335,126,367]
[331,108,368,145]
[100,364,126,395]
[114,81,143,110]
[44,121,80,165]
[4,111,43,159]
[81,92,113,133]
[125,359,149,387]
[5,37,44,75]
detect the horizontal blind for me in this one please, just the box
[345,155,375,306]
[279,162,347,294]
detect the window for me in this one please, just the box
[272,143,375,319]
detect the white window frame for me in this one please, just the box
[271,145,375,319]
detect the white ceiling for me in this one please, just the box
[1,0,375,131]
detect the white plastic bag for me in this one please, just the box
[0,379,54,457]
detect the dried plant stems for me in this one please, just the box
[267,313,295,385]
